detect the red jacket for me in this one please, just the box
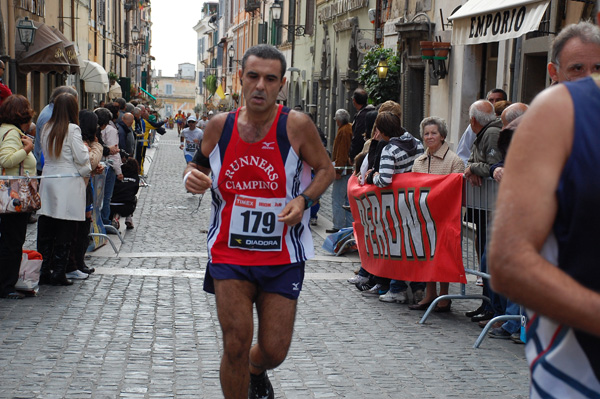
[0,82,12,104]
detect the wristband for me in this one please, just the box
[183,170,193,187]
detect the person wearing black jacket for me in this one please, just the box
[348,89,375,162]
[110,158,140,230]
[116,113,135,157]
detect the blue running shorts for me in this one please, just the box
[204,262,305,300]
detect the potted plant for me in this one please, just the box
[108,71,119,85]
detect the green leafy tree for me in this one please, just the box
[205,75,217,95]
[357,47,401,105]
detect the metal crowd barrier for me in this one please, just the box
[416,177,521,348]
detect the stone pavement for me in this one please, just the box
[0,127,530,398]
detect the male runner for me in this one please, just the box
[490,8,600,397]
[179,115,203,163]
[183,44,334,399]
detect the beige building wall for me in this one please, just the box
[154,76,196,118]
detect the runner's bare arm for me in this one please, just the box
[183,113,227,194]
[490,84,600,337]
[278,111,335,226]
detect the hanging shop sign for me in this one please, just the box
[448,0,550,45]
[318,0,369,23]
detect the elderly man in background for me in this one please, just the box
[462,99,503,323]
[328,109,354,234]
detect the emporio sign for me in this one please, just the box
[449,0,550,45]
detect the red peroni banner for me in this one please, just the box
[348,173,466,283]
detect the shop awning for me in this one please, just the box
[50,27,80,75]
[108,82,123,99]
[80,60,109,94]
[139,86,156,100]
[448,0,550,45]
[15,22,70,74]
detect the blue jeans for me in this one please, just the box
[101,167,116,225]
[390,280,426,294]
[332,174,353,230]
[501,300,521,334]
[310,201,320,220]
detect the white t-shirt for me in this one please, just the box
[182,127,204,156]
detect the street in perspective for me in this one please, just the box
[0,127,529,399]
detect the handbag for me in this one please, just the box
[15,250,42,295]
[0,130,41,214]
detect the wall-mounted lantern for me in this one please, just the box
[17,17,37,51]
[377,59,389,79]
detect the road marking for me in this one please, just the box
[90,252,360,263]
[92,267,350,280]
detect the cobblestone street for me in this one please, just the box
[0,127,530,399]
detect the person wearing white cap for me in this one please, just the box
[180,115,203,163]
[207,110,214,120]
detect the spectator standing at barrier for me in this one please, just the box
[463,99,503,323]
[110,158,140,230]
[34,86,79,175]
[133,107,144,166]
[363,111,426,303]
[180,115,203,164]
[327,109,354,234]
[348,88,375,163]
[183,44,335,399]
[490,10,600,394]
[456,89,507,166]
[65,110,104,280]
[409,116,464,312]
[0,61,12,105]
[0,95,36,299]
[114,98,126,122]
[38,93,91,286]
[350,101,399,288]
[96,107,122,226]
[116,112,135,158]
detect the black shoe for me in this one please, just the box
[248,371,274,399]
[79,265,95,275]
[325,228,339,234]
[489,327,512,339]
[465,304,484,318]
[355,281,375,292]
[50,275,74,286]
[471,310,494,322]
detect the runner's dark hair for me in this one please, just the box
[241,44,286,79]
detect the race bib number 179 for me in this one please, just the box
[229,195,285,251]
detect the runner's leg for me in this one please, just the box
[214,278,257,399]
[249,291,297,374]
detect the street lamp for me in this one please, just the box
[17,17,37,51]
[141,54,148,65]
[270,1,305,36]
[377,59,389,79]
[271,1,282,20]
[131,25,140,43]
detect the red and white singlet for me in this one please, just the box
[206,105,314,265]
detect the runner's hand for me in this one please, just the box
[185,169,212,194]
[278,196,304,226]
